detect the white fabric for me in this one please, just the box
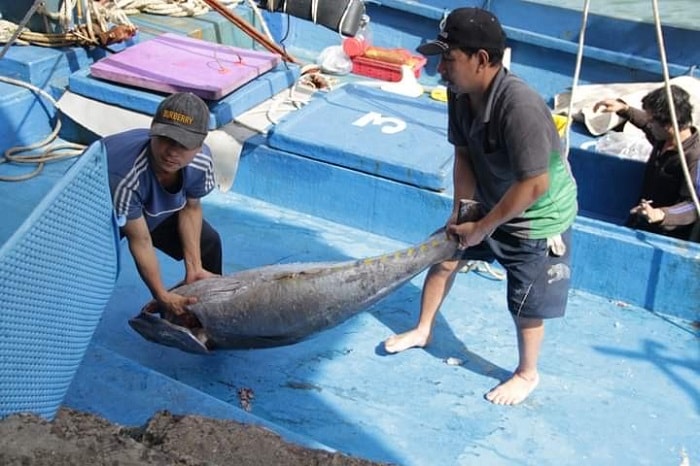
[554,75,700,136]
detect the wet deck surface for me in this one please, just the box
[68,191,699,466]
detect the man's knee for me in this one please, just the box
[430,260,461,277]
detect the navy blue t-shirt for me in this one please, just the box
[102,128,215,231]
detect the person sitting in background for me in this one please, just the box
[594,85,699,241]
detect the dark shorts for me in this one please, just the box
[458,227,573,319]
[121,212,223,275]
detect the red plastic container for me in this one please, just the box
[350,55,427,82]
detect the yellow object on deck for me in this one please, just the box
[552,113,570,137]
[429,86,447,102]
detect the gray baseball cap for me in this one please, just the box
[150,92,209,150]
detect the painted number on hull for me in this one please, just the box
[352,112,406,135]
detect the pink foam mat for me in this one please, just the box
[89,33,281,100]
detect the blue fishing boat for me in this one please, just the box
[0,0,698,464]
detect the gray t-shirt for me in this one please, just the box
[448,67,578,239]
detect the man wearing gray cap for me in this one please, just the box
[384,8,578,405]
[103,92,222,323]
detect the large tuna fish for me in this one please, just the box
[129,200,481,354]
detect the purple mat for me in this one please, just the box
[89,33,281,100]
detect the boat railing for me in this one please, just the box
[503,27,697,77]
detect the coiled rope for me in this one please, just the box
[0,0,245,181]
[105,0,210,17]
[0,76,86,182]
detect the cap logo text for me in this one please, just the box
[162,109,193,126]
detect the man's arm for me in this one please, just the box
[122,216,196,316]
[449,172,549,248]
[593,99,651,133]
[443,145,478,239]
[635,154,700,228]
[481,172,549,232]
[178,197,217,282]
[452,145,477,210]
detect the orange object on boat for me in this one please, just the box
[350,54,427,82]
[362,46,412,65]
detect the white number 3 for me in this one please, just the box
[352,112,407,135]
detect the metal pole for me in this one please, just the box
[0,0,46,61]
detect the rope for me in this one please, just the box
[0,20,136,47]
[650,0,700,220]
[235,67,335,132]
[561,0,591,159]
[43,0,243,23]
[311,0,319,24]
[244,0,273,42]
[109,0,212,17]
[335,0,356,39]
[83,0,96,43]
[0,76,86,182]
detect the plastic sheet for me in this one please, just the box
[316,45,352,75]
[595,131,651,161]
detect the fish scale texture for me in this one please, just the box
[0,143,119,420]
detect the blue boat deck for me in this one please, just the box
[66,191,700,465]
[1,0,699,464]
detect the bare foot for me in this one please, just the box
[384,329,430,354]
[485,372,539,405]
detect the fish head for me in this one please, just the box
[139,297,203,329]
[128,312,210,354]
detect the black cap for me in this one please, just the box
[150,92,209,150]
[417,8,506,56]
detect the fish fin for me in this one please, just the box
[128,312,209,355]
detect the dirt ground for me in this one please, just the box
[0,407,389,466]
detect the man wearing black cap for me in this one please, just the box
[384,8,578,405]
[103,92,222,322]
